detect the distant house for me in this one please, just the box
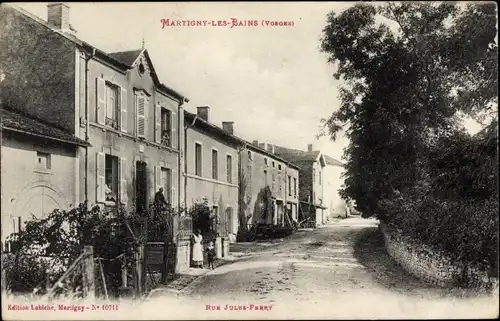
[323,155,348,219]
[184,107,240,242]
[274,144,328,226]
[239,141,300,234]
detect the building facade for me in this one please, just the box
[239,141,300,235]
[274,144,327,226]
[184,107,240,241]
[80,47,186,213]
[0,106,89,248]
[323,155,348,219]
[0,4,188,220]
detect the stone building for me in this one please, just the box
[238,141,300,236]
[323,155,348,219]
[0,104,89,249]
[184,107,240,243]
[0,4,189,250]
[274,144,327,226]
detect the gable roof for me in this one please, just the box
[7,4,189,103]
[108,49,144,67]
[1,105,90,146]
[324,155,344,167]
[274,145,343,168]
[274,145,321,163]
[184,110,243,146]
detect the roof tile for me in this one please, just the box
[1,106,89,146]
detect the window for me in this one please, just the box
[264,170,268,186]
[105,83,119,129]
[288,176,292,196]
[313,168,315,183]
[319,171,322,185]
[195,143,202,176]
[272,161,275,168]
[278,164,282,171]
[36,152,51,170]
[161,108,172,146]
[212,149,218,180]
[247,150,253,160]
[264,158,268,166]
[226,155,233,183]
[294,178,297,197]
[105,154,119,203]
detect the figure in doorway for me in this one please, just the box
[154,187,167,208]
[192,229,204,268]
[105,179,116,203]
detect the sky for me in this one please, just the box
[14,2,484,163]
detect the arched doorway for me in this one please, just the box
[10,184,66,231]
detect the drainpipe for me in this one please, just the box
[178,100,184,213]
[84,48,96,206]
[183,114,198,209]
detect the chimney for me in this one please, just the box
[258,142,267,150]
[47,3,70,31]
[196,106,210,122]
[307,144,313,152]
[267,143,275,154]
[222,121,234,135]
[252,140,259,146]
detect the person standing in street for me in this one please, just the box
[192,229,204,268]
[205,241,216,269]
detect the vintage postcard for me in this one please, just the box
[1,1,498,320]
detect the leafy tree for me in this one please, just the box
[320,2,497,219]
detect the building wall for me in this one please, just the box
[324,164,347,218]
[296,162,313,203]
[380,222,498,290]
[294,159,326,223]
[78,53,182,209]
[185,127,239,236]
[285,166,299,222]
[239,147,292,228]
[0,6,76,133]
[1,132,77,242]
[312,161,324,206]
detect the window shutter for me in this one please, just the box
[155,102,161,143]
[96,78,106,125]
[96,152,105,202]
[171,111,177,149]
[119,157,127,205]
[154,165,162,195]
[136,95,146,137]
[120,88,127,133]
[172,168,178,209]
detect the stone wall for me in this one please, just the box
[380,222,498,291]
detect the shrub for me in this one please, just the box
[4,202,142,297]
